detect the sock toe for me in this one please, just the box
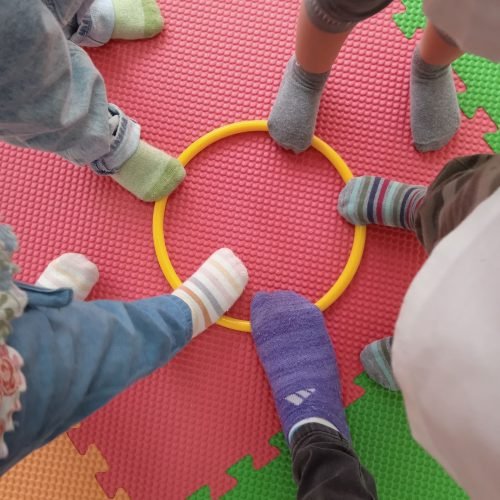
[251,291,316,336]
[142,0,164,38]
[213,248,249,284]
[360,338,399,391]
[413,115,461,152]
[111,0,164,40]
[337,180,357,224]
[141,156,186,202]
[268,120,311,154]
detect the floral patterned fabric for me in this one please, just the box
[0,225,27,458]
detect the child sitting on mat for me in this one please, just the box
[339,154,500,497]
[269,0,500,154]
[251,291,378,499]
[337,153,500,391]
[0,225,248,474]
[0,0,184,202]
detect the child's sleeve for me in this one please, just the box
[1,294,193,474]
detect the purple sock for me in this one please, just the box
[251,291,350,443]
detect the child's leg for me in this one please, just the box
[44,0,164,47]
[268,0,392,153]
[292,425,377,499]
[1,249,247,473]
[410,23,464,152]
[251,291,377,498]
[0,0,183,202]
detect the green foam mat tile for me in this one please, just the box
[346,374,467,499]
[393,0,426,39]
[453,54,500,153]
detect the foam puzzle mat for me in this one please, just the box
[0,0,497,497]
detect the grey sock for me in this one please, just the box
[410,46,461,152]
[268,55,330,153]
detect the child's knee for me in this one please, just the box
[304,0,393,33]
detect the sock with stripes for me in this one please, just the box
[172,249,248,338]
[251,291,349,443]
[36,253,99,301]
[338,176,427,230]
[361,337,399,391]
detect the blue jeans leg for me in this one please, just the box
[0,294,192,475]
[0,0,139,172]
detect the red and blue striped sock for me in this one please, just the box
[251,291,349,443]
[338,176,427,230]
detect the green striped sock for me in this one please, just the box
[338,176,427,230]
[111,0,164,40]
[360,337,399,391]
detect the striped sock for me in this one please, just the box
[172,249,248,337]
[338,176,427,230]
[36,254,99,301]
[360,337,399,391]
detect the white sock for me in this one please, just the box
[36,253,99,301]
[172,249,248,337]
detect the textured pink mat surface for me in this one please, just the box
[0,0,494,498]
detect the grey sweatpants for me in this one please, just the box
[0,0,139,174]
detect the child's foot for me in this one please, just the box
[111,141,186,202]
[36,254,99,301]
[73,0,164,46]
[111,0,164,40]
[361,337,399,391]
[172,249,248,337]
[251,291,349,442]
[411,46,461,152]
[268,56,329,154]
[338,176,427,230]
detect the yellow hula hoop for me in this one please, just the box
[153,120,366,333]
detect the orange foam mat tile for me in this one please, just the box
[0,432,129,500]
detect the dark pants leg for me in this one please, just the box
[415,154,500,253]
[291,424,378,499]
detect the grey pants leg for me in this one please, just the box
[0,0,139,173]
[305,0,393,33]
[41,0,94,29]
